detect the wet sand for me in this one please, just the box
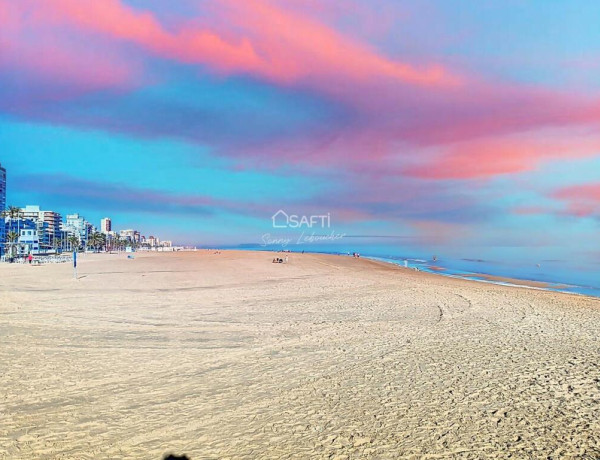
[1,250,600,459]
[461,272,570,290]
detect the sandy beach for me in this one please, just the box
[1,250,599,459]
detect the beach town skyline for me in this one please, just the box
[1,161,176,256]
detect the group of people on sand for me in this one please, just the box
[6,253,35,264]
[272,255,289,264]
[352,252,361,258]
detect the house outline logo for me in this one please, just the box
[272,209,290,228]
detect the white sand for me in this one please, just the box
[1,250,599,459]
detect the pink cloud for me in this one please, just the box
[0,0,140,98]
[211,75,600,181]
[219,0,455,85]
[9,0,457,87]
[35,0,263,76]
[1,37,137,94]
[552,183,600,217]
[3,0,600,193]
[404,130,600,180]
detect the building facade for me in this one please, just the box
[2,219,37,257]
[100,217,112,233]
[18,228,40,255]
[65,213,94,247]
[0,163,5,213]
[21,205,62,251]
[0,163,5,256]
[120,229,140,244]
[6,218,38,235]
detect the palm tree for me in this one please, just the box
[96,233,106,252]
[1,206,23,221]
[114,236,126,252]
[86,234,94,252]
[1,206,24,241]
[52,238,62,253]
[95,233,104,252]
[94,233,102,252]
[87,234,97,252]
[86,232,106,253]
[5,231,18,260]
[68,235,80,252]
[106,235,115,253]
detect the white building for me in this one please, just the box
[21,205,62,250]
[100,217,112,234]
[64,213,94,246]
[0,163,6,255]
[120,229,140,243]
[18,228,40,255]
[0,162,5,213]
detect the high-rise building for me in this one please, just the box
[21,205,62,250]
[0,162,6,213]
[119,229,140,243]
[100,217,112,233]
[0,163,6,256]
[65,213,94,246]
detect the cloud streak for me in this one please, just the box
[13,174,224,216]
[552,183,600,218]
[4,0,455,88]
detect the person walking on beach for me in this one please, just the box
[28,253,33,265]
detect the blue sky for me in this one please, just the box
[1,0,598,262]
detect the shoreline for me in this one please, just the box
[225,248,600,301]
[3,247,598,301]
[362,254,600,302]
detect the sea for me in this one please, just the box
[223,242,600,299]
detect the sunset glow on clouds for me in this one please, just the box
[1,0,599,259]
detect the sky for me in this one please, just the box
[1,0,599,266]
